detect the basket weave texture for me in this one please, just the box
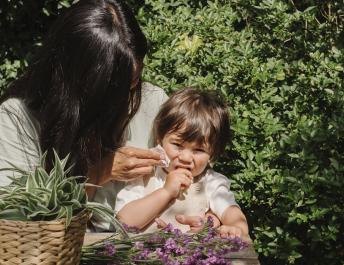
[0,210,89,265]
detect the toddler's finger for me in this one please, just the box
[175,168,193,179]
[155,218,167,229]
[234,228,243,238]
[179,175,192,188]
[176,215,204,228]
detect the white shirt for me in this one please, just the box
[0,98,41,185]
[115,167,238,232]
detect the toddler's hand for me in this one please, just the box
[163,168,192,199]
[218,225,243,238]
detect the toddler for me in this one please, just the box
[116,88,248,237]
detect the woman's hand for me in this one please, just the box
[110,146,163,181]
[88,146,163,186]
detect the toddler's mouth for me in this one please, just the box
[174,164,193,172]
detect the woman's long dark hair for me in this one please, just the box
[0,0,147,175]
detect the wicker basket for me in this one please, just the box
[0,210,89,265]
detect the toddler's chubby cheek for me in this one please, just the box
[150,144,170,168]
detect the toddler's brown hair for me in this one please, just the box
[153,88,231,159]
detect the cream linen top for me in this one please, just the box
[115,167,238,233]
[0,98,41,185]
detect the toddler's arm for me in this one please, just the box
[117,168,192,229]
[219,205,248,237]
[204,170,248,237]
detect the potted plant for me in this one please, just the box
[0,151,120,265]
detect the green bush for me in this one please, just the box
[1,0,343,264]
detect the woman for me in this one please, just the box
[0,0,161,184]
[0,0,211,231]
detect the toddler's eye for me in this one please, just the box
[195,148,205,153]
[172,142,182,147]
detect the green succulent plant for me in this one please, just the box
[0,150,126,235]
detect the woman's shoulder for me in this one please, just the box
[0,97,40,135]
[142,82,168,104]
[0,97,26,113]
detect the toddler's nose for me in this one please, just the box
[178,149,193,164]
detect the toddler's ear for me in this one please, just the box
[208,160,214,168]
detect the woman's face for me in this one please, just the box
[160,132,210,177]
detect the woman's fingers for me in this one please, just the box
[132,158,164,168]
[111,146,164,181]
[115,166,154,181]
[129,166,155,177]
[121,146,162,160]
[120,147,163,169]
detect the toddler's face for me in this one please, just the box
[160,132,210,177]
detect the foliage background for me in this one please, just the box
[1,0,343,264]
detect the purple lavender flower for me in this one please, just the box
[122,223,141,234]
[99,221,249,265]
[156,247,169,263]
[103,241,116,256]
[133,241,144,250]
[182,236,192,245]
[164,238,178,251]
[182,256,197,265]
[156,248,163,256]
[163,223,174,233]
[229,236,249,251]
[207,226,218,238]
[192,250,202,259]
[206,248,216,257]
[206,215,214,227]
[173,228,183,236]
[202,255,229,265]
[202,233,215,243]
[133,248,152,260]
[175,246,187,255]
[166,260,181,265]
[147,233,164,244]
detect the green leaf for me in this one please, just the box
[329,158,339,170]
[288,153,299,158]
[86,202,128,239]
[276,71,285,80]
[0,209,27,221]
[53,150,64,182]
[303,6,316,13]
[47,183,58,210]
[64,205,73,228]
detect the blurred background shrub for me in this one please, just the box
[1,0,343,264]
